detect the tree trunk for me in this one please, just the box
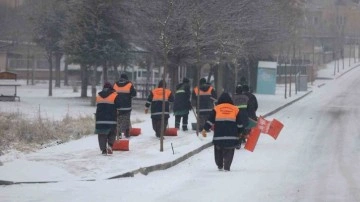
[113,65,119,82]
[81,64,88,97]
[64,60,69,86]
[48,52,53,96]
[55,52,62,87]
[91,66,97,106]
[103,62,108,83]
[26,45,30,85]
[145,55,153,99]
[31,55,35,85]
[169,63,178,92]
[216,63,224,97]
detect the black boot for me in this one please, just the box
[125,129,130,138]
[182,125,188,131]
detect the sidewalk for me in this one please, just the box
[1,59,358,185]
[0,89,311,185]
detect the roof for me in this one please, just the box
[258,61,277,69]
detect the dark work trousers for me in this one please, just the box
[117,112,131,137]
[198,114,209,131]
[152,118,168,137]
[98,126,116,151]
[214,145,235,171]
[175,114,188,130]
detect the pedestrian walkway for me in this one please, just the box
[1,59,359,185]
[0,88,310,185]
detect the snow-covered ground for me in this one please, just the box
[1,59,359,202]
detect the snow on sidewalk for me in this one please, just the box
[0,89,309,183]
[1,58,357,183]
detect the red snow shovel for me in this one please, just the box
[112,136,129,151]
[165,127,178,136]
[257,116,271,134]
[267,119,284,140]
[129,128,141,136]
[244,127,261,152]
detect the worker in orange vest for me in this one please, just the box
[192,78,217,131]
[95,82,121,155]
[145,80,174,138]
[113,73,137,138]
[201,92,249,171]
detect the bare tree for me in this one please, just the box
[64,0,130,105]
[28,0,66,96]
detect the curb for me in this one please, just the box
[335,63,360,79]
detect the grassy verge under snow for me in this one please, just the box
[0,112,94,154]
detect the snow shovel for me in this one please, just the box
[165,128,178,136]
[129,128,141,136]
[191,107,214,131]
[267,119,284,140]
[165,123,178,136]
[257,116,271,134]
[112,135,129,151]
[244,127,261,152]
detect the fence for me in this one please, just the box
[133,78,171,99]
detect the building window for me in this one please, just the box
[36,60,49,69]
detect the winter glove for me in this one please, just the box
[240,131,249,140]
[188,102,193,110]
[201,129,207,137]
[145,108,149,114]
[244,128,251,135]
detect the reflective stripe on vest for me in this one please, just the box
[118,107,132,111]
[193,86,213,96]
[213,136,239,140]
[152,88,171,101]
[113,83,132,93]
[151,112,170,116]
[96,92,117,104]
[237,104,247,109]
[96,120,117,124]
[214,103,239,122]
[176,89,185,94]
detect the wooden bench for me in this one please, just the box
[0,71,21,102]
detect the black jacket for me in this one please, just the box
[95,88,121,130]
[113,79,137,114]
[204,93,249,148]
[145,87,174,120]
[244,92,258,120]
[173,82,191,113]
[232,93,249,109]
[192,83,217,115]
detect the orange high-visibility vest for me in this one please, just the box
[96,92,118,104]
[193,86,213,95]
[113,83,132,93]
[152,88,171,101]
[214,103,239,122]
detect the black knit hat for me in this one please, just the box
[236,84,243,94]
[158,80,166,88]
[120,73,128,80]
[182,77,190,83]
[217,92,233,105]
[103,82,113,89]
[242,84,249,92]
